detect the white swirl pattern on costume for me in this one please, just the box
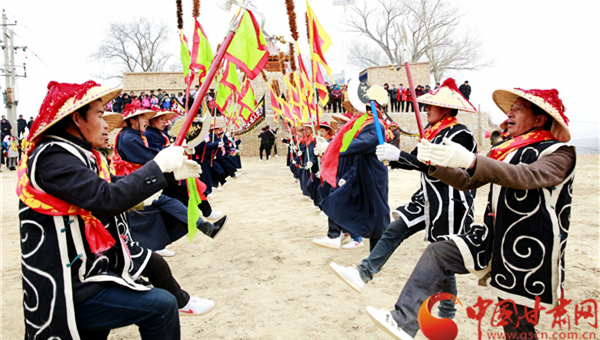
[495,147,546,296]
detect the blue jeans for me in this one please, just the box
[357,216,457,319]
[75,284,180,340]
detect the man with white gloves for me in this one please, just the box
[330,79,477,322]
[364,87,575,340]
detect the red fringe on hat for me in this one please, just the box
[122,103,143,119]
[515,88,568,125]
[441,78,460,94]
[29,80,100,141]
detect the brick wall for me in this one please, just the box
[361,62,431,88]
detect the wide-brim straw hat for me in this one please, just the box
[118,104,157,128]
[332,112,353,123]
[417,78,477,113]
[319,121,334,130]
[29,81,122,142]
[151,110,176,121]
[103,112,123,133]
[492,88,570,142]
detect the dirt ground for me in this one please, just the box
[2,154,599,339]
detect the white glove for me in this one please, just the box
[172,160,203,180]
[305,161,313,170]
[142,190,162,207]
[184,146,195,155]
[315,171,320,179]
[292,160,296,165]
[375,143,401,162]
[154,146,187,173]
[218,141,224,148]
[298,150,303,156]
[418,137,475,169]
[314,137,329,155]
[338,178,346,187]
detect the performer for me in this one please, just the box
[365,87,575,340]
[330,79,478,321]
[258,126,272,161]
[112,104,227,255]
[210,126,238,190]
[314,90,388,250]
[17,81,210,339]
[145,110,223,219]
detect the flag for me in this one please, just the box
[215,62,240,112]
[283,76,303,122]
[238,96,266,134]
[179,30,192,83]
[186,178,201,243]
[238,79,256,122]
[224,10,270,80]
[313,60,329,105]
[190,19,214,84]
[267,82,282,117]
[306,1,334,80]
[278,97,295,123]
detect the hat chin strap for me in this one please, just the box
[71,117,88,142]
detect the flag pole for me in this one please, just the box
[175,8,247,146]
[403,49,425,140]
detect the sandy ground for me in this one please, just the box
[2,155,599,340]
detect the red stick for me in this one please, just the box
[404,62,425,140]
[175,30,236,146]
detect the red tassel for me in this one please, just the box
[29,81,100,142]
[515,88,568,125]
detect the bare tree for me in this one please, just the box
[91,17,173,77]
[346,40,390,68]
[345,0,491,83]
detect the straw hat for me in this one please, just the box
[118,104,157,128]
[332,112,353,123]
[28,81,122,142]
[492,88,570,142]
[319,121,334,131]
[417,78,477,113]
[150,109,176,121]
[102,112,123,133]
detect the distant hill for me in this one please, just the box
[571,138,600,154]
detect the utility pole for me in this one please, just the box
[2,10,26,137]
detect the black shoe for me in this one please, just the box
[209,215,227,239]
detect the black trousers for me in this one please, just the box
[332,98,342,113]
[272,142,277,156]
[390,100,398,112]
[141,252,190,308]
[390,240,538,338]
[259,144,272,160]
[399,101,405,112]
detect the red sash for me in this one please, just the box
[488,130,555,161]
[16,144,116,254]
[110,130,147,176]
[423,117,458,141]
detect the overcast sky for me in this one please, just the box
[3,0,599,139]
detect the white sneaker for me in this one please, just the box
[275,155,279,158]
[341,233,350,242]
[259,159,263,162]
[312,236,341,250]
[179,296,215,316]
[365,307,413,340]
[391,210,401,221]
[207,193,215,198]
[319,211,326,216]
[216,187,222,191]
[155,248,175,257]
[343,240,364,249]
[207,210,223,220]
[329,262,366,293]
[222,181,230,187]
[306,197,311,201]
[233,173,241,178]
